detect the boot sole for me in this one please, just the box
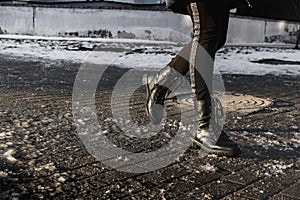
[190,138,241,157]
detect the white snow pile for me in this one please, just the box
[0,35,299,76]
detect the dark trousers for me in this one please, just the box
[168,1,230,101]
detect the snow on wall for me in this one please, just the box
[0,5,298,43]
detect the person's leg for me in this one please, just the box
[188,1,228,101]
[142,1,227,125]
[188,1,241,156]
[167,43,191,75]
[187,1,227,132]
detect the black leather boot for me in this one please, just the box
[142,66,180,124]
[192,100,241,157]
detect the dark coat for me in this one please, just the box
[166,0,252,15]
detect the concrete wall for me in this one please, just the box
[0,6,34,34]
[227,17,266,43]
[228,16,299,43]
[0,5,298,43]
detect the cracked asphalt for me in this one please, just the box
[0,52,299,199]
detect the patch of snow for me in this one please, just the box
[290,138,300,148]
[34,162,56,171]
[0,171,8,178]
[198,163,218,173]
[264,132,274,136]
[263,161,294,176]
[215,47,300,76]
[200,193,213,200]
[57,176,66,183]
[2,149,18,163]
[159,189,166,200]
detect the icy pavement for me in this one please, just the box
[0,35,299,199]
[0,34,299,76]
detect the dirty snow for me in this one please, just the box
[241,131,300,151]
[0,34,299,76]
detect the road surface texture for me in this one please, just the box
[0,51,299,199]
